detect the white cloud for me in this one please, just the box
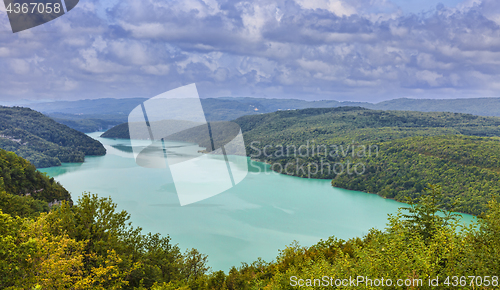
[10,59,30,75]
[74,48,129,74]
[110,40,152,65]
[141,64,170,75]
[415,70,443,87]
[60,79,79,91]
[294,0,356,16]
[213,67,229,81]
[0,47,10,57]
[2,0,500,102]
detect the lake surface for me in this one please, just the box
[40,132,475,271]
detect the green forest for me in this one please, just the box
[0,106,106,168]
[0,149,71,207]
[235,108,500,216]
[0,149,499,289]
[329,135,500,215]
[268,135,500,215]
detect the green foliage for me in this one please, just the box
[0,190,49,218]
[0,148,70,207]
[0,190,213,289]
[0,152,199,289]
[237,107,500,156]
[52,117,119,133]
[45,193,212,289]
[0,210,38,289]
[0,106,106,167]
[0,181,499,289]
[330,135,500,215]
[101,122,131,139]
[401,184,461,241]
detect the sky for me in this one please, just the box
[1,0,500,103]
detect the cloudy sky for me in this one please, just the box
[1,0,500,103]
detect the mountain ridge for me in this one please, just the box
[17,96,500,132]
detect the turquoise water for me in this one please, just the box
[40,132,475,271]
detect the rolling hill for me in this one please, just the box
[0,148,71,217]
[0,106,106,168]
[21,96,500,133]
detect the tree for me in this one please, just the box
[401,184,460,241]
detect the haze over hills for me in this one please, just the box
[0,106,106,168]
[365,97,500,116]
[19,96,500,132]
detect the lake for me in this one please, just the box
[40,132,475,271]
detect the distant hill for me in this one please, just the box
[221,97,357,112]
[22,96,500,133]
[25,98,258,132]
[25,98,148,132]
[23,97,271,132]
[368,97,500,116]
[0,106,106,168]
[26,98,148,116]
[50,115,120,133]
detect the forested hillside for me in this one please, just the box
[1,181,499,289]
[0,150,220,289]
[102,106,500,140]
[236,107,500,160]
[235,107,500,215]
[236,107,500,146]
[100,122,131,139]
[278,135,500,215]
[329,135,500,215]
[0,106,106,167]
[0,149,70,216]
